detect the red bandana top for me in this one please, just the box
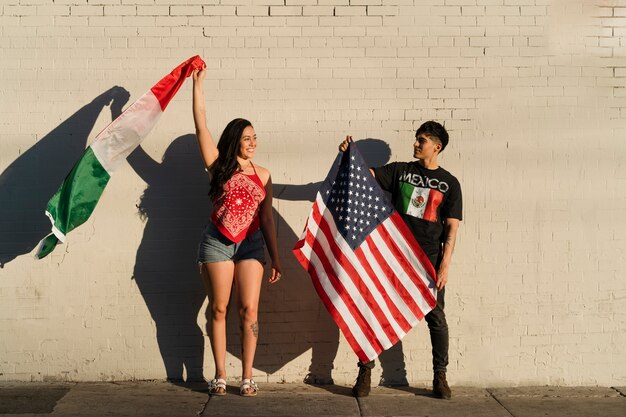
[211,164,266,243]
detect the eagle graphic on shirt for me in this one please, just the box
[398,182,443,222]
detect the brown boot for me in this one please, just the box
[433,371,451,399]
[351,363,371,397]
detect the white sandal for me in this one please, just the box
[208,378,226,396]
[239,379,258,397]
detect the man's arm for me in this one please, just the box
[436,218,460,290]
[273,182,320,202]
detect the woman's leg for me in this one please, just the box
[234,259,264,388]
[201,261,235,389]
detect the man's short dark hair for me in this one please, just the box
[416,121,449,153]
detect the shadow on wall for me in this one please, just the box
[128,136,412,385]
[0,86,131,267]
[240,138,410,386]
[1,101,412,385]
[128,137,209,382]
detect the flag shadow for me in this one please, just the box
[0,87,130,267]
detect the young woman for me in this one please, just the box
[192,68,282,397]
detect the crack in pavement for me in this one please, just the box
[486,388,516,417]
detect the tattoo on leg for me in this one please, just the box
[250,321,259,338]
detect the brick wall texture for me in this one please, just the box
[1,0,625,386]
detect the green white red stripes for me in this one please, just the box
[89,90,164,175]
[37,55,205,259]
[398,183,443,222]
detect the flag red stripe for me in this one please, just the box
[423,189,443,222]
[313,212,400,345]
[295,205,409,360]
[377,219,437,308]
[364,234,425,321]
[388,212,437,283]
[309,205,386,354]
[298,229,369,362]
[150,55,205,111]
[302,219,377,361]
[353,247,413,334]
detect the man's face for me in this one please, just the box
[413,133,441,160]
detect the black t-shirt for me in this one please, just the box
[373,161,462,264]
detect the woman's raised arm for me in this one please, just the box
[192,69,218,168]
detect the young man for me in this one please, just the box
[339,121,462,399]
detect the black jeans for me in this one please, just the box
[425,286,448,373]
[360,287,449,374]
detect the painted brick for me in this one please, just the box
[236,6,269,16]
[4,6,36,16]
[89,16,123,26]
[286,0,317,5]
[368,6,399,16]
[70,6,104,16]
[136,6,169,16]
[269,6,303,16]
[203,6,236,16]
[104,6,137,16]
[36,6,71,16]
[220,15,254,26]
[335,6,367,16]
[1,0,624,389]
[170,6,203,15]
[302,6,334,16]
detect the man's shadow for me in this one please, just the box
[0,87,130,267]
[127,137,209,382]
[262,138,411,387]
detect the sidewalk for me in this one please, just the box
[1,381,624,417]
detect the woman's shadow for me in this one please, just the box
[261,138,411,388]
[128,137,209,382]
[127,135,331,384]
[0,87,130,267]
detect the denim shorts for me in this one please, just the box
[197,222,266,264]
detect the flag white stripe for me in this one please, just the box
[382,218,437,298]
[370,226,435,315]
[318,204,409,341]
[44,212,66,242]
[299,236,378,360]
[90,91,162,175]
[358,241,420,326]
[307,198,394,349]
[405,187,429,218]
[316,203,399,348]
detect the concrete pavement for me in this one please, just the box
[0,382,624,417]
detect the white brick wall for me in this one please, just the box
[1,0,625,387]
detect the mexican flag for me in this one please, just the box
[398,183,443,222]
[37,55,206,259]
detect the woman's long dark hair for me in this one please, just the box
[208,118,253,201]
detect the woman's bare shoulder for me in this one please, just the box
[253,163,272,185]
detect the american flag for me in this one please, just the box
[293,143,438,363]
